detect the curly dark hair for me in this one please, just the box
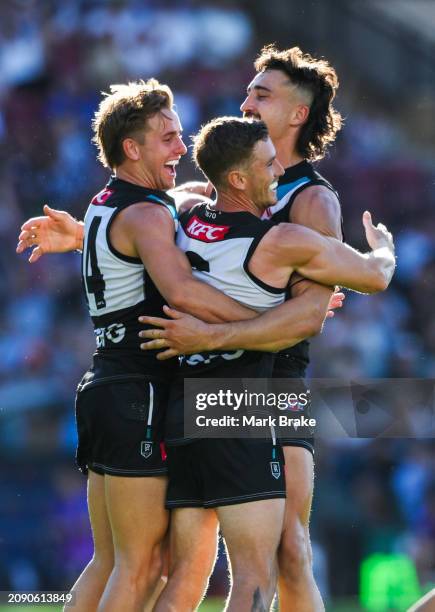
[192,116,269,188]
[92,79,173,169]
[255,45,342,161]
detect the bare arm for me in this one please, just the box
[119,203,256,323]
[138,188,346,357]
[287,185,344,332]
[272,211,395,293]
[139,286,330,358]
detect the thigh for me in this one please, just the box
[169,507,219,571]
[201,439,286,508]
[218,498,285,561]
[105,474,168,559]
[76,377,167,477]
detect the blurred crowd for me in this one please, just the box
[1,0,434,606]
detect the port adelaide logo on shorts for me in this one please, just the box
[140,441,153,459]
[270,461,281,479]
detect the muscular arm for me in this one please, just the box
[138,189,345,356]
[272,211,395,293]
[117,203,256,323]
[286,185,343,333]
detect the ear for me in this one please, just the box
[290,103,310,127]
[227,169,247,191]
[122,137,141,162]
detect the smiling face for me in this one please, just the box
[243,136,284,208]
[133,109,187,190]
[241,69,311,145]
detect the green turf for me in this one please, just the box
[0,604,224,612]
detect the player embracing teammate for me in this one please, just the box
[17,47,396,611]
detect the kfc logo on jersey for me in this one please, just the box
[91,188,114,206]
[185,216,229,242]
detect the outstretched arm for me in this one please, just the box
[275,211,395,293]
[16,205,84,262]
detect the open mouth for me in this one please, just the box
[244,111,261,121]
[164,159,179,178]
[269,180,278,192]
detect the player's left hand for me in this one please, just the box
[326,289,345,318]
[139,306,211,360]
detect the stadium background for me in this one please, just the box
[1,0,435,610]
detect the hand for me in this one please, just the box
[363,211,394,253]
[139,305,212,360]
[16,205,84,262]
[326,288,345,319]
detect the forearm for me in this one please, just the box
[169,278,257,324]
[196,291,329,352]
[299,238,395,294]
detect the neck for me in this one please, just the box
[215,189,262,217]
[115,165,159,190]
[273,131,304,170]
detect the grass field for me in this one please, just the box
[0,605,224,612]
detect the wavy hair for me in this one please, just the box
[255,45,342,161]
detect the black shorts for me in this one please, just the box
[166,439,286,509]
[76,375,168,477]
[272,354,314,456]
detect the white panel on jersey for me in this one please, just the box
[82,204,145,316]
[177,226,285,312]
[262,177,311,220]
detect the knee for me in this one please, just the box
[232,552,275,589]
[279,519,312,582]
[113,551,156,591]
[91,549,114,579]
[148,544,164,587]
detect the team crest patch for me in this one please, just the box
[270,461,281,480]
[140,441,153,459]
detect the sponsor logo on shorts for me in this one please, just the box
[270,461,281,479]
[140,441,153,459]
[185,216,230,242]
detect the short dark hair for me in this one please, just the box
[92,79,174,169]
[255,45,342,161]
[192,116,269,188]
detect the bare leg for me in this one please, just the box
[218,498,285,611]
[278,447,324,612]
[98,475,168,612]
[143,534,169,612]
[65,470,113,612]
[154,507,219,611]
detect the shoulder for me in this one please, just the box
[258,222,325,269]
[261,222,316,250]
[116,201,176,238]
[291,184,342,238]
[172,192,214,215]
[293,183,340,214]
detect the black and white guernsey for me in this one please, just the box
[176,202,286,373]
[81,175,177,377]
[262,160,341,369]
